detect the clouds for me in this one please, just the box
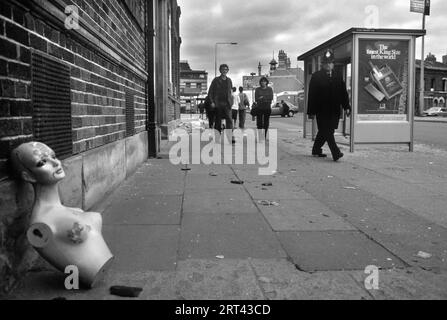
[178,0,447,87]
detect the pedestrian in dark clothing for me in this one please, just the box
[204,95,215,129]
[208,64,234,143]
[281,100,289,117]
[198,102,205,119]
[255,77,273,140]
[307,49,351,161]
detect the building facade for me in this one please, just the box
[242,50,304,103]
[416,53,447,111]
[0,0,180,294]
[179,60,207,113]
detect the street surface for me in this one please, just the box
[9,115,447,300]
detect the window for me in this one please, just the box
[32,52,72,159]
[431,78,436,91]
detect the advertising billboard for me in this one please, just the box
[357,39,410,121]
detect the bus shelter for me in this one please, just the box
[298,28,425,152]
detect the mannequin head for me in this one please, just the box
[11,142,65,185]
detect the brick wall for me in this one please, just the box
[0,0,148,294]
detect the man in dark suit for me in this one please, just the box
[307,49,351,161]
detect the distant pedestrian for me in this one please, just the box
[204,95,215,129]
[231,87,240,128]
[238,86,250,129]
[198,102,205,119]
[255,77,273,141]
[208,64,235,143]
[281,100,289,117]
[307,49,351,161]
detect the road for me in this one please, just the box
[268,114,447,151]
[414,121,447,151]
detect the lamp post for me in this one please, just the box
[214,42,238,78]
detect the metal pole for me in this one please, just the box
[214,43,217,78]
[419,12,426,116]
[214,42,238,78]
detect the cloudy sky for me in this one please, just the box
[177,0,447,88]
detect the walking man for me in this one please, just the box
[307,49,351,161]
[208,64,235,143]
[238,86,249,129]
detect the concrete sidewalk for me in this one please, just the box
[8,125,447,300]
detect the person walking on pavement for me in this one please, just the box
[307,49,351,161]
[204,95,215,129]
[281,100,289,117]
[198,102,205,120]
[238,86,249,129]
[208,64,235,143]
[255,76,273,141]
[231,87,240,129]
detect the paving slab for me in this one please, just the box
[244,181,307,200]
[185,173,238,190]
[350,268,447,300]
[277,231,406,271]
[171,259,265,300]
[179,213,287,260]
[103,225,179,272]
[187,164,235,175]
[248,259,371,300]
[118,179,185,196]
[299,173,447,270]
[258,199,356,231]
[103,195,182,225]
[182,187,258,215]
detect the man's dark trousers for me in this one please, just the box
[215,102,233,133]
[312,115,341,157]
[238,109,246,129]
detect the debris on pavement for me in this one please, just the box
[209,172,218,176]
[231,180,244,185]
[416,251,432,259]
[110,286,143,298]
[343,186,357,190]
[262,182,273,187]
[216,255,225,259]
[259,277,271,283]
[258,200,280,207]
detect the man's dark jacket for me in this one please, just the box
[307,69,350,129]
[208,76,233,107]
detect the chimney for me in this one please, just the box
[258,62,262,76]
[443,53,447,65]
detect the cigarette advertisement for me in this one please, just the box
[358,39,410,121]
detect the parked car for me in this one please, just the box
[271,101,299,117]
[422,107,446,116]
[436,108,447,117]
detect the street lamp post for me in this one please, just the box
[214,42,238,78]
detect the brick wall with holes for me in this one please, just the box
[0,0,148,294]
